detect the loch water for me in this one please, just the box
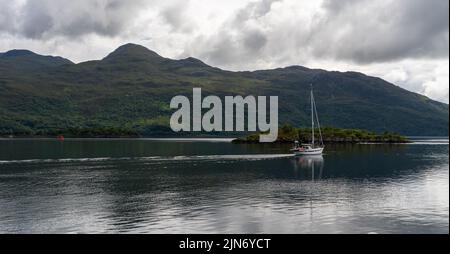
[0,138,448,233]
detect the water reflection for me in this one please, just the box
[293,155,324,181]
[292,155,325,220]
[0,139,448,233]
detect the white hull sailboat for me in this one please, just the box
[292,146,324,156]
[291,85,325,156]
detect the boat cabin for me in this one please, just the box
[293,141,314,151]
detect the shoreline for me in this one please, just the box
[2,137,448,145]
[231,139,414,144]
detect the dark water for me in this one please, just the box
[0,138,448,234]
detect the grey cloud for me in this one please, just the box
[0,0,17,33]
[233,0,280,25]
[313,0,449,63]
[243,29,268,53]
[194,0,448,68]
[161,5,185,30]
[1,0,448,71]
[321,0,362,13]
[205,36,238,66]
[1,0,149,39]
[194,1,276,67]
[20,1,53,39]
[161,0,195,33]
[196,28,268,67]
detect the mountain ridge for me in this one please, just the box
[0,43,448,137]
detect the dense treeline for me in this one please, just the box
[0,124,410,142]
[233,125,410,143]
[0,126,138,138]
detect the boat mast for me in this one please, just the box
[311,84,315,148]
[313,92,324,147]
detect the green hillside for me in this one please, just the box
[0,43,448,137]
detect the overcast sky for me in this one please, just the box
[0,0,448,103]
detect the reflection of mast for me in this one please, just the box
[310,159,314,219]
[318,159,323,179]
[295,155,324,180]
[293,155,325,222]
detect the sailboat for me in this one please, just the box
[291,85,324,156]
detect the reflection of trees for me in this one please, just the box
[326,143,408,155]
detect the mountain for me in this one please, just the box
[0,43,448,137]
[0,49,73,70]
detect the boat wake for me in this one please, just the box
[0,154,295,165]
[411,139,449,145]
